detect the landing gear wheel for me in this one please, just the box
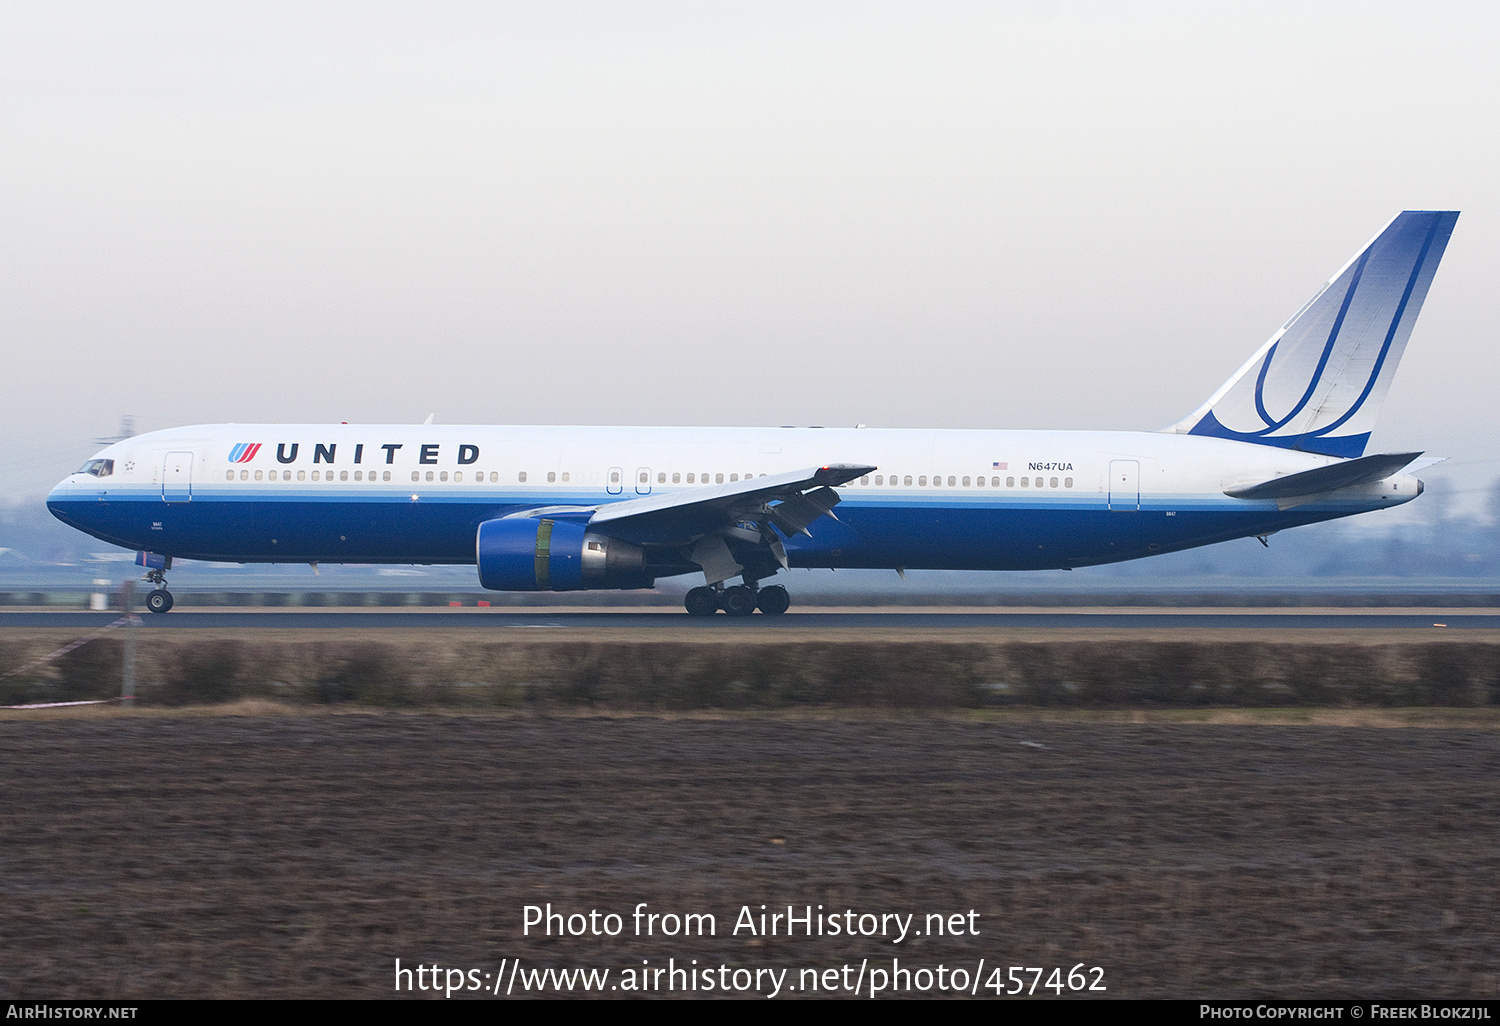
[146,589,174,614]
[684,587,719,617]
[720,585,757,617]
[756,585,790,615]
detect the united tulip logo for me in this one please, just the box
[228,443,262,463]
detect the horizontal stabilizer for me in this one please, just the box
[1404,456,1447,474]
[1224,452,1422,500]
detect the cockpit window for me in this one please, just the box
[77,459,114,478]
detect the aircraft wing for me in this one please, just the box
[587,463,875,546]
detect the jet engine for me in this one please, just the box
[475,517,650,591]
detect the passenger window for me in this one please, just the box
[383,471,391,482]
[658,472,665,484]
[686,473,695,483]
[640,471,648,484]
[993,477,1000,487]
[519,471,528,483]
[919,476,927,486]
[454,471,462,482]
[963,476,970,486]
[948,475,956,487]
[672,473,681,483]
[610,470,620,484]
[563,472,570,482]
[1065,477,1073,488]
[440,471,448,482]
[730,474,738,482]
[426,471,434,482]
[298,470,306,481]
[716,473,724,484]
[268,470,277,481]
[354,470,362,481]
[342,471,350,482]
[411,471,420,482]
[1005,477,1013,487]
[860,475,869,485]
[1021,477,1029,487]
[1050,476,1058,488]
[548,471,556,483]
[903,475,912,486]
[254,470,263,481]
[489,472,497,483]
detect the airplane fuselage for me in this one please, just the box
[47,422,1421,575]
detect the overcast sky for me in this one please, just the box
[2,1,1496,517]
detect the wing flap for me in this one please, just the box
[768,486,841,538]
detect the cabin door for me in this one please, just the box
[1107,459,1139,510]
[162,452,194,503]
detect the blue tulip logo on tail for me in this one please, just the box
[1170,210,1459,458]
[228,443,262,463]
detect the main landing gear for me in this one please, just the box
[684,581,791,617]
[143,568,174,614]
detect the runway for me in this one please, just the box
[1,608,1496,630]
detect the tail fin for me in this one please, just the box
[1167,210,1458,458]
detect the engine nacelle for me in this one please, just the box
[476,517,649,591]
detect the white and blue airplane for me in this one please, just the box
[49,210,1458,616]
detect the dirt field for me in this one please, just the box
[3,712,1497,999]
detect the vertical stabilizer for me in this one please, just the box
[1167,211,1458,457]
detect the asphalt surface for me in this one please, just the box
[1,609,1496,629]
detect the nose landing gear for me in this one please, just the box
[143,568,174,614]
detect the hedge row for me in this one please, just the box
[5,637,1500,709]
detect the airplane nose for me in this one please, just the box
[47,478,82,527]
